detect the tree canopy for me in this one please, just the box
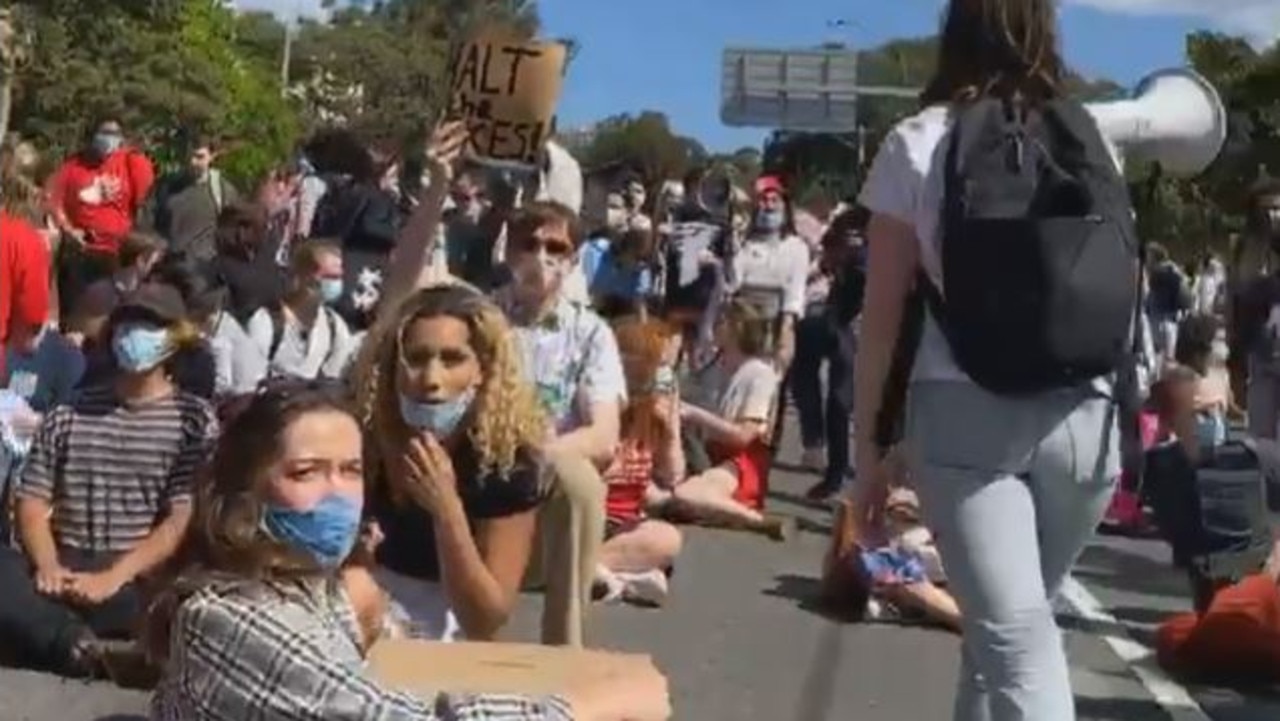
[6,0,540,185]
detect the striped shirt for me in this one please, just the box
[18,385,217,553]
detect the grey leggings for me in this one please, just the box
[905,381,1120,721]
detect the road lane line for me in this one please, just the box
[1060,577,1212,721]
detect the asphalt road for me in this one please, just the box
[2,415,1278,720]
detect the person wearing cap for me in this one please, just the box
[0,282,218,678]
[732,175,811,372]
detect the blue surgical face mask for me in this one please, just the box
[111,324,173,373]
[1195,411,1227,451]
[756,208,785,233]
[319,278,343,305]
[399,387,477,437]
[92,133,123,156]
[263,493,363,568]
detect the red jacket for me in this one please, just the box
[0,211,52,380]
[48,148,155,254]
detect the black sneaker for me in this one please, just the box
[805,478,844,501]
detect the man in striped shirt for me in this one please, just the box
[0,283,217,677]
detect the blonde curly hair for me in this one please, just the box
[353,285,547,484]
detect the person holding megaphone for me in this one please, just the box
[845,0,1232,718]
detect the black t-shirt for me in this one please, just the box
[372,441,545,580]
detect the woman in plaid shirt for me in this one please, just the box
[145,383,668,720]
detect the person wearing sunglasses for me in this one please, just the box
[493,200,627,645]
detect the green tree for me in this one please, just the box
[10,0,299,185]
[582,111,704,185]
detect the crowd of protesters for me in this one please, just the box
[2,1,1280,719]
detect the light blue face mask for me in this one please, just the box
[756,209,785,233]
[263,493,363,569]
[92,133,123,156]
[319,278,343,305]
[111,324,172,373]
[399,387,477,437]
[653,364,677,395]
[1195,411,1227,451]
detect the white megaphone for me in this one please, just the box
[1085,67,1223,178]
[1086,68,1228,177]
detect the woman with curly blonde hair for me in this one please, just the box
[354,284,550,641]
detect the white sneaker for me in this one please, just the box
[592,568,626,605]
[618,569,669,607]
[801,447,826,471]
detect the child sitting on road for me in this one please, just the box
[823,449,960,631]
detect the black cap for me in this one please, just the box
[114,282,188,325]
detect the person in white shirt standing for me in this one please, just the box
[852,2,1131,720]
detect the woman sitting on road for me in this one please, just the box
[146,382,667,720]
[652,298,788,541]
[594,316,685,607]
[356,285,548,641]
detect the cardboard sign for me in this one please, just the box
[369,640,657,697]
[448,28,567,170]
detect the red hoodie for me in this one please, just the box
[0,211,52,380]
[48,148,155,254]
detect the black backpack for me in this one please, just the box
[925,98,1139,396]
[1144,439,1278,607]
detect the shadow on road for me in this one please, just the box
[91,716,146,721]
[1074,544,1191,600]
[1074,695,1182,721]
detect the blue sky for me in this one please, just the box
[240,0,1280,151]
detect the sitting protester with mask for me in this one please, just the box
[147,382,669,721]
[0,283,217,678]
[356,285,550,641]
[581,194,656,317]
[247,239,358,384]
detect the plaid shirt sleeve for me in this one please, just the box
[163,587,572,721]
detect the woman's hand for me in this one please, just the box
[849,446,892,545]
[424,120,470,188]
[564,662,672,721]
[402,433,462,515]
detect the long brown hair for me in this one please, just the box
[353,285,546,484]
[144,383,357,663]
[921,0,1065,105]
[612,316,675,452]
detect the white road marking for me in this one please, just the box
[1060,577,1213,721]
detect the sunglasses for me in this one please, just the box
[513,235,574,258]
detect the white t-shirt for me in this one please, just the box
[858,105,1120,386]
[246,306,358,382]
[858,106,966,382]
[686,356,780,425]
[733,234,810,318]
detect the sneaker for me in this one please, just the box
[804,478,843,502]
[591,571,625,604]
[801,447,826,471]
[619,569,669,608]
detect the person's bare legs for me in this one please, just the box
[881,582,963,632]
[595,520,684,607]
[670,467,787,540]
[600,520,683,573]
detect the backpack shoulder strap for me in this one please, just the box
[321,306,345,369]
[267,305,286,361]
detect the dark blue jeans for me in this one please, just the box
[0,545,141,674]
[791,312,856,485]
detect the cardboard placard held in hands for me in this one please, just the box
[369,639,656,697]
[447,27,567,170]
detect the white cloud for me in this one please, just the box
[1066,0,1280,46]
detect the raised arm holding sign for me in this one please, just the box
[448,27,567,170]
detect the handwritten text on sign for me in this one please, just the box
[448,33,566,168]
